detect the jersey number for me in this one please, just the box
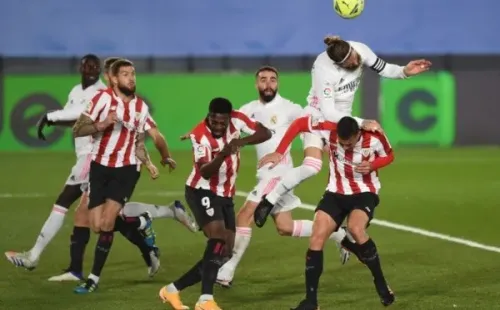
[201,196,214,217]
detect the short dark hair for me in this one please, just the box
[255,66,279,78]
[104,57,121,71]
[110,59,134,76]
[323,35,351,63]
[81,54,100,64]
[337,116,360,140]
[209,97,233,114]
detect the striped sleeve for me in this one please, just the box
[83,91,108,121]
[231,110,257,135]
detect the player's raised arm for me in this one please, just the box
[230,110,272,146]
[356,42,431,79]
[73,92,116,137]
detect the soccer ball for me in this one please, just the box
[333,0,365,19]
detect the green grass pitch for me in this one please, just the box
[1,147,499,309]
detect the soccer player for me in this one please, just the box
[254,35,431,229]
[4,54,107,270]
[259,115,396,309]
[215,66,350,288]
[159,97,272,310]
[71,59,162,293]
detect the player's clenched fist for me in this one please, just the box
[354,160,372,175]
[361,120,382,133]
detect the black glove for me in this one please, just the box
[36,114,54,141]
[254,196,274,228]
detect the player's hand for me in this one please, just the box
[179,132,190,141]
[403,59,432,76]
[354,161,372,175]
[161,157,177,172]
[96,112,118,131]
[220,140,240,157]
[258,152,283,169]
[146,163,160,180]
[361,120,383,133]
[36,114,54,141]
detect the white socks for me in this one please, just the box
[292,220,346,242]
[89,273,100,284]
[218,227,252,278]
[122,202,175,218]
[29,205,68,261]
[266,157,322,204]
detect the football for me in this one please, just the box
[333,0,365,19]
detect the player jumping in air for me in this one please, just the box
[159,98,272,310]
[259,115,396,309]
[215,66,350,288]
[254,36,431,235]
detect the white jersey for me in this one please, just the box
[306,41,407,125]
[47,80,107,157]
[239,94,303,177]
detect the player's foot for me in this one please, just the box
[254,196,274,228]
[195,299,222,310]
[73,279,98,294]
[374,280,395,306]
[215,279,232,289]
[4,251,38,270]
[148,247,161,277]
[290,299,319,310]
[170,200,198,232]
[139,211,157,248]
[159,286,189,309]
[216,266,234,288]
[48,269,83,281]
[335,227,351,265]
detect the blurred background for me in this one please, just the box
[1,0,499,151]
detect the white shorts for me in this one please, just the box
[246,175,302,214]
[65,154,92,188]
[302,132,325,150]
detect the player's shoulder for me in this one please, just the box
[231,109,251,121]
[314,51,339,73]
[349,41,372,57]
[362,130,390,143]
[237,100,258,115]
[190,121,210,143]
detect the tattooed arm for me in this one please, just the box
[135,133,153,166]
[136,132,159,179]
[73,113,116,137]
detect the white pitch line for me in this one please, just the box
[2,190,500,254]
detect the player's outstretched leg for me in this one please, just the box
[347,209,394,306]
[123,200,198,232]
[5,184,83,271]
[117,212,160,277]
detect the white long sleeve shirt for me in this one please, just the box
[305,41,407,125]
[47,80,107,157]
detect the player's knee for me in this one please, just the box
[55,185,83,209]
[99,216,115,232]
[301,156,322,177]
[309,233,327,250]
[346,224,366,243]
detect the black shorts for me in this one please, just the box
[184,186,236,232]
[316,191,380,226]
[88,161,140,209]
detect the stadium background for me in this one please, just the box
[1,1,499,309]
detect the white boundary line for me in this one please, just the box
[2,190,500,254]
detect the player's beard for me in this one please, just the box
[259,88,278,103]
[118,84,136,97]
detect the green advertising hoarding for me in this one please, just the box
[380,72,456,147]
[1,74,362,151]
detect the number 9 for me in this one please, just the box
[201,196,211,209]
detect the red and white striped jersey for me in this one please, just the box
[326,129,392,195]
[83,88,151,168]
[186,110,258,198]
